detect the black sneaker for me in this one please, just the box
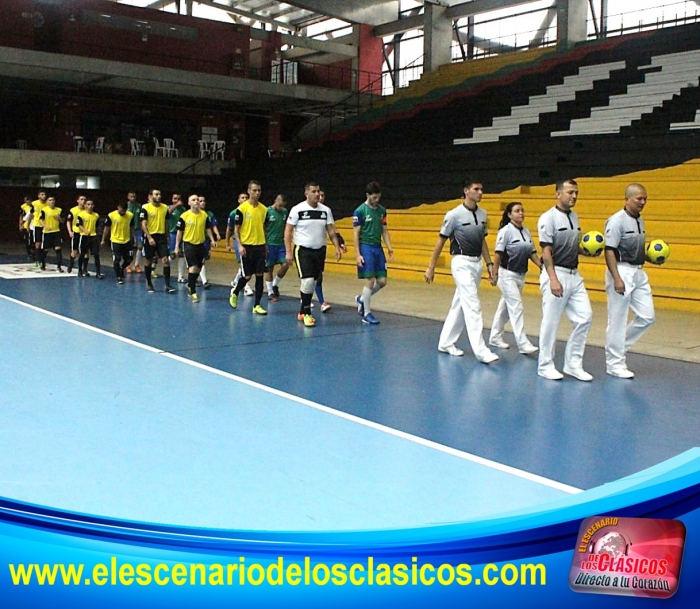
[273,285,280,299]
[84,271,91,277]
[96,273,104,280]
[117,278,124,285]
[165,286,176,294]
[202,282,211,290]
[147,284,155,293]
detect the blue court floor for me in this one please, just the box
[1,256,699,531]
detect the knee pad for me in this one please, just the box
[300,277,315,293]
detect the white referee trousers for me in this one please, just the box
[438,255,492,361]
[489,268,533,350]
[538,268,592,374]
[605,263,655,372]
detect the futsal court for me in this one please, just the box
[1,249,698,532]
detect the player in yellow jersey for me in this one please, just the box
[19,196,34,262]
[28,191,48,264]
[139,189,176,293]
[175,194,217,302]
[38,196,64,271]
[75,200,103,279]
[229,180,268,314]
[101,202,135,284]
[66,195,87,274]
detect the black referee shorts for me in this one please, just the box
[294,245,326,280]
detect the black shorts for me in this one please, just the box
[33,227,43,243]
[41,231,61,249]
[111,242,132,262]
[184,243,206,269]
[78,235,98,255]
[241,244,267,276]
[294,245,326,280]
[143,233,169,261]
[71,234,81,252]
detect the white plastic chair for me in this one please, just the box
[197,140,210,159]
[130,138,145,156]
[212,140,225,160]
[92,136,105,153]
[163,138,179,158]
[16,139,27,150]
[73,136,87,153]
[153,137,167,157]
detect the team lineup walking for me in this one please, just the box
[17,177,666,379]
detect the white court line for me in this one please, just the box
[0,293,582,495]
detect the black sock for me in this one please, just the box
[94,255,101,275]
[188,272,198,294]
[67,255,74,272]
[255,275,263,306]
[235,276,248,296]
[56,250,63,268]
[164,265,171,288]
[145,265,152,285]
[301,291,313,315]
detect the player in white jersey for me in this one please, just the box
[284,182,342,327]
[537,179,595,381]
[604,183,656,379]
[424,178,498,364]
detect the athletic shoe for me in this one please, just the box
[151,271,158,279]
[230,276,239,290]
[96,273,104,280]
[479,352,500,364]
[244,285,254,297]
[229,289,238,309]
[272,286,280,299]
[187,288,199,303]
[538,367,564,380]
[519,344,539,355]
[438,345,464,356]
[84,271,91,277]
[126,266,133,274]
[253,305,267,315]
[489,338,510,349]
[56,267,64,273]
[563,366,593,382]
[134,265,142,273]
[355,295,364,316]
[607,367,635,379]
[303,314,316,327]
[321,302,331,313]
[297,313,304,321]
[147,284,155,293]
[361,312,380,325]
[268,293,278,302]
[202,282,211,290]
[177,277,186,283]
[117,278,124,285]
[165,286,176,294]
[40,265,46,271]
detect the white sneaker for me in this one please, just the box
[538,368,564,380]
[438,345,464,356]
[563,366,593,382]
[320,302,331,313]
[244,285,254,297]
[519,344,539,355]
[489,338,510,349]
[607,368,635,379]
[177,277,186,283]
[479,351,499,364]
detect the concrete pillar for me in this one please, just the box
[557,0,589,49]
[423,2,452,73]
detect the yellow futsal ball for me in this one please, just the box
[581,230,605,256]
[646,239,670,264]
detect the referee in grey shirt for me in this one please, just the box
[604,183,656,379]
